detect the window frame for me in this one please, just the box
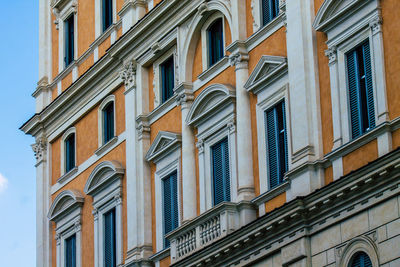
[61,127,77,176]
[65,234,77,267]
[260,0,280,27]
[101,0,114,32]
[201,13,226,72]
[250,0,283,34]
[160,55,175,104]
[161,170,179,248]
[98,95,116,147]
[95,0,117,38]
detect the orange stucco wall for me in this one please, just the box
[51,142,127,267]
[62,71,73,92]
[78,53,94,76]
[52,13,59,79]
[160,256,171,267]
[342,139,378,176]
[77,0,95,58]
[246,0,254,38]
[192,36,203,82]
[264,192,286,213]
[148,65,155,112]
[392,128,400,150]
[51,138,61,185]
[98,35,111,60]
[324,166,333,186]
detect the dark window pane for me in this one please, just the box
[211,137,231,206]
[102,0,113,32]
[103,102,114,144]
[65,133,75,173]
[163,171,178,248]
[104,209,116,267]
[160,56,175,103]
[64,15,74,67]
[207,19,224,67]
[349,252,372,267]
[65,234,76,267]
[262,0,280,26]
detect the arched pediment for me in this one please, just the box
[146,131,182,163]
[48,189,84,221]
[186,84,235,127]
[314,0,370,32]
[84,160,124,196]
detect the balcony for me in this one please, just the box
[166,202,256,264]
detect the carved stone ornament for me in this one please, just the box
[227,120,236,133]
[114,193,122,205]
[176,91,194,106]
[31,138,47,162]
[92,208,99,220]
[370,16,383,35]
[325,46,337,65]
[196,139,204,154]
[55,233,61,245]
[229,52,249,70]
[74,220,82,232]
[120,60,137,89]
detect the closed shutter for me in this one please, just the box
[103,103,114,144]
[347,49,362,139]
[266,101,288,189]
[349,252,373,267]
[104,209,116,267]
[65,134,75,173]
[207,19,224,67]
[262,0,280,26]
[161,57,175,103]
[212,137,231,206]
[163,171,179,248]
[64,15,74,66]
[65,234,76,267]
[362,42,375,130]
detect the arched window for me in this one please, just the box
[207,18,224,67]
[64,133,76,173]
[349,252,373,267]
[101,100,115,145]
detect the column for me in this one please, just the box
[55,234,61,267]
[115,194,123,266]
[175,83,197,222]
[120,0,147,34]
[75,221,82,267]
[32,137,50,267]
[229,45,255,202]
[92,209,99,267]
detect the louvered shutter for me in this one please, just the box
[349,252,373,267]
[161,57,175,103]
[266,107,279,189]
[262,0,280,25]
[212,137,231,206]
[282,102,289,173]
[207,19,224,67]
[104,209,116,267]
[362,42,375,130]
[163,171,179,248]
[347,50,362,139]
[65,235,76,267]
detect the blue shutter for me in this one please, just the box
[349,252,372,267]
[262,0,280,25]
[161,57,175,103]
[163,171,178,248]
[104,209,116,267]
[266,107,279,189]
[212,137,231,206]
[347,49,362,139]
[362,41,375,130]
[281,102,289,174]
[207,19,224,67]
[65,234,76,267]
[64,15,74,66]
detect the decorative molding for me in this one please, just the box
[196,139,204,154]
[120,60,137,90]
[325,46,337,65]
[136,116,151,140]
[48,189,84,221]
[174,83,194,107]
[227,119,236,133]
[229,51,249,71]
[145,131,182,163]
[370,15,383,35]
[32,138,47,163]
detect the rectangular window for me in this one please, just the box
[265,101,288,190]
[162,171,179,248]
[64,14,74,67]
[262,0,280,26]
[65,234,76,267]
[104,209,116,267]
[207,18,224,67]
[211,137,231,206]
[65,134,75,173]
[103,103,114,144]
[160,56,175,103]
[347,40,375,139]
[102,0,113,32]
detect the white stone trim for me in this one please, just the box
[145,131,182,163]
[200,12,226,71]
[98,95,116,147]
[152,46,178,109]
[154,150,182,252]
[60,127,76,176]
[48,190,84,267]
[251,0,285,34]
[338,236,380,267]
[254,82,291,194]
[95,0,118,39]
[85,161,124,267]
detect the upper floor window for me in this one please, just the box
[102,0,113,32]
[64,133,75,173]
[64,14,75,67]
[102,100,115,144]
[162,171,179,248]
[211,137,231,206]
[262,0,280,26]
[65,234,76,267]
[265,100,288,190]
[160,56,175,104]
[347,40,375,139]
[349,252,372,267]
[104,208,116,267]
[207,18,224,67]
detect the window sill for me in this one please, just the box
[148,247,170,263]
[252,181,290,206]
[197,56,230,82]
[57,166,78,184]
[148,93,177,124]
[95,136,118,156]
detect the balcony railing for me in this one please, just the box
[167,202,256,264]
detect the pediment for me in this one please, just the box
[84,161,124,196]
[146,131,182,162]
[313,0,371,32]
[48,190,84,222]
[245,56,287,94]
[186,84,236,127]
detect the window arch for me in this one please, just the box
[349,252,373,267]
[61,127,77,176]
[98,95,116,147]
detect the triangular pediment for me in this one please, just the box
[146,132,182,162]
[245,56,287,94]
[313,0,372,31]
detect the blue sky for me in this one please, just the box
[0,0,38,266]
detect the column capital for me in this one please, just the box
[31,137,47,164]
[55,233,61,245]
[325,46,337,66]
[229,51,249,71]
[196,139,204,154]
[120,59,137,91]
[136,115,150,140]
[370,15,383,35]
[92,208,99,220]
[174,83,194,108]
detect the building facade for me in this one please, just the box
[21,0,400,266]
